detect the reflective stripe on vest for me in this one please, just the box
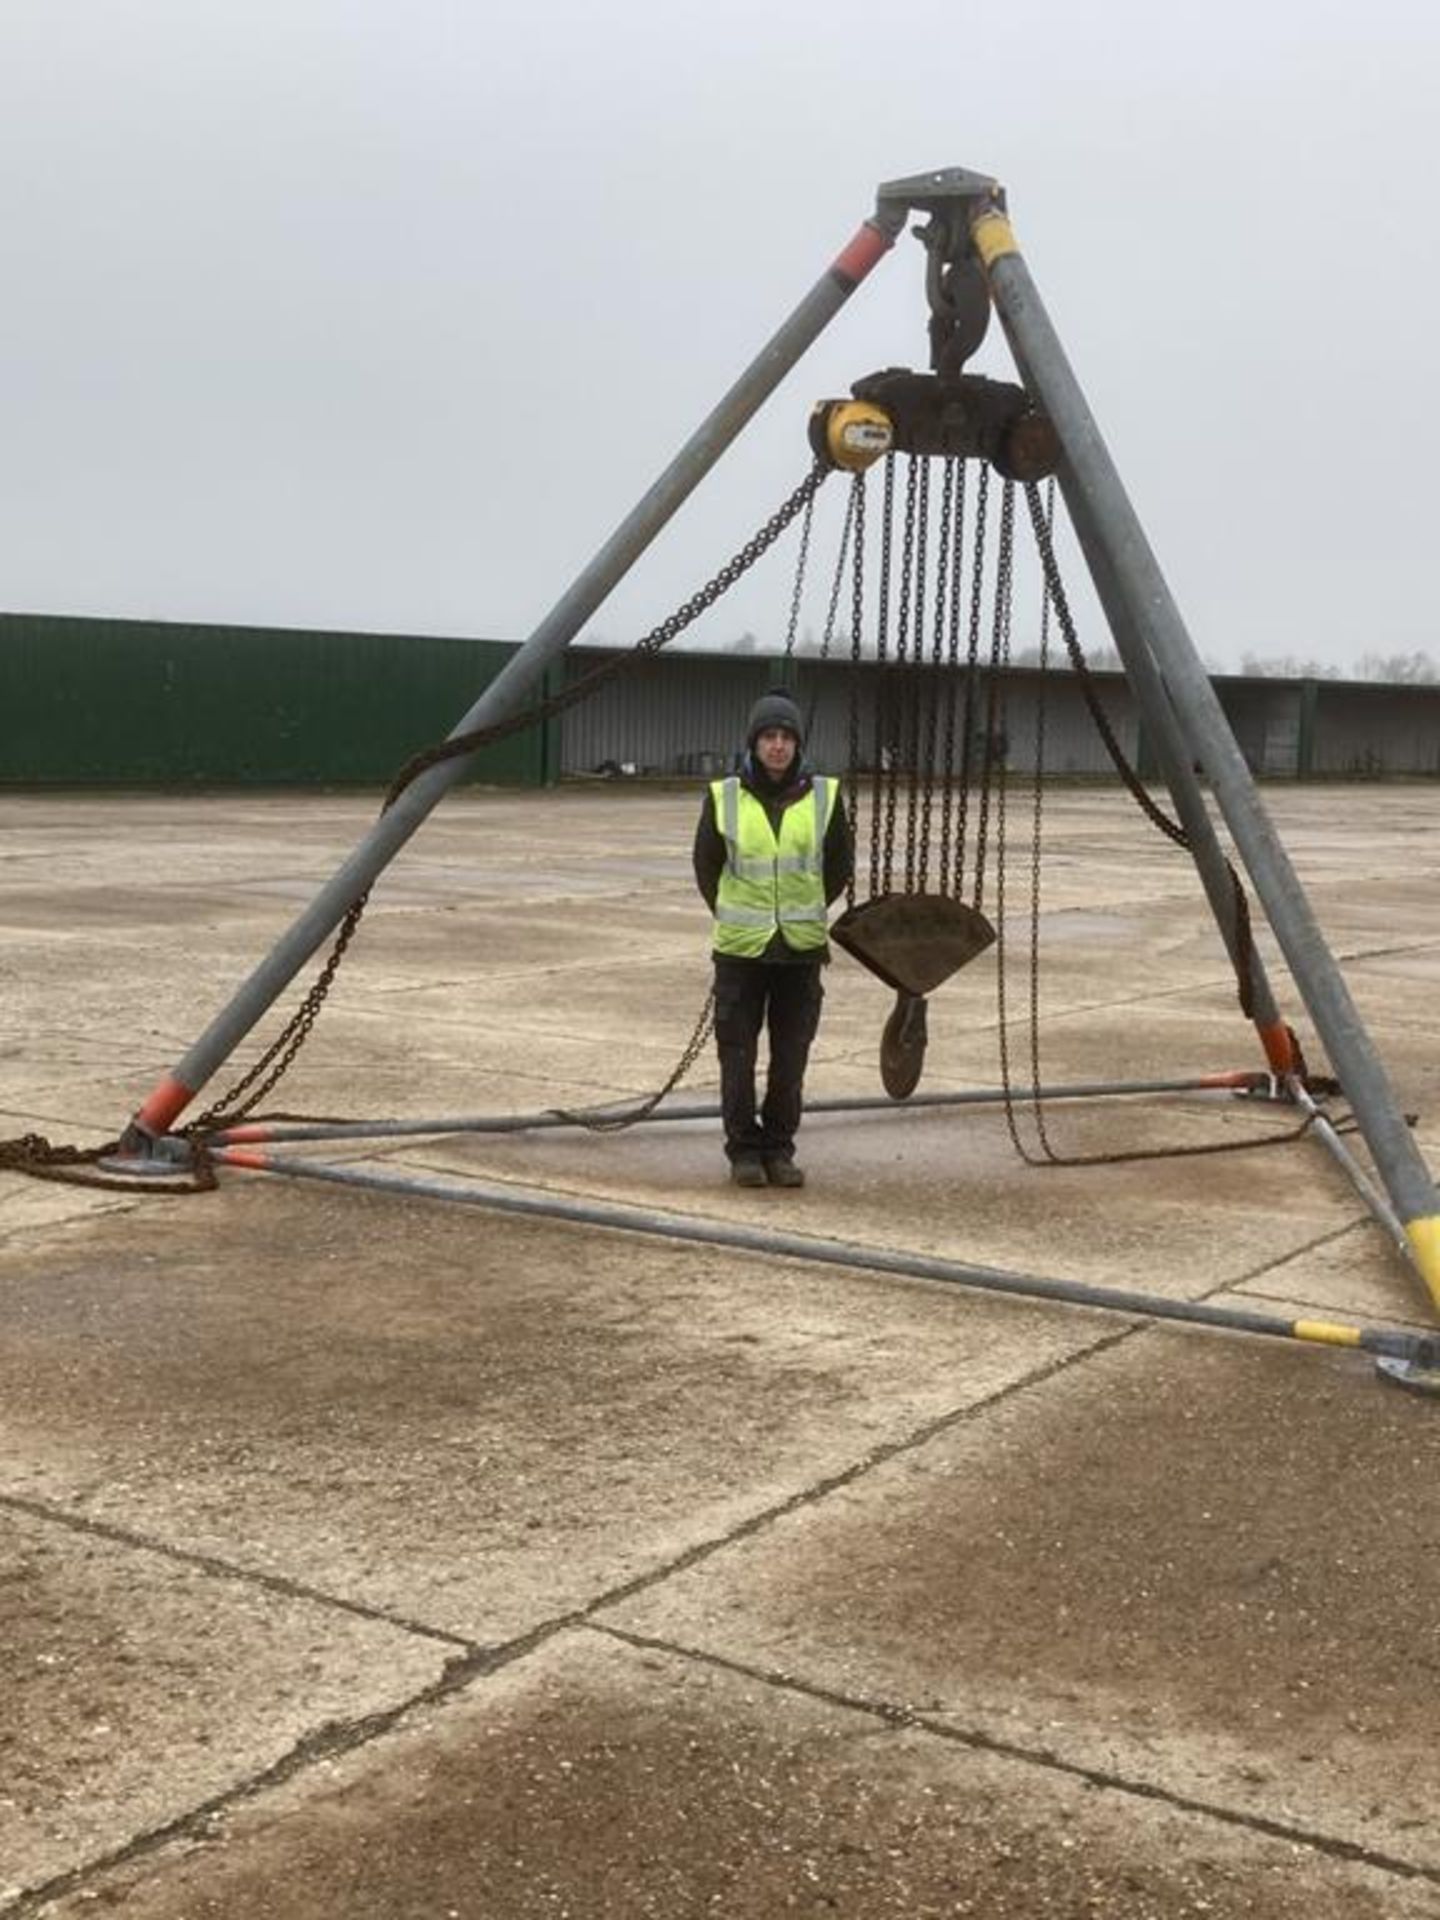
[711,775,837,957]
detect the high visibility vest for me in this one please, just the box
[710,774,838,958]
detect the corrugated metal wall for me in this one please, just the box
[561,649,1139,779]
[1311,684,1440,778]
[6,615,1438,788]
[0,613,552,786]
[558,652,1440,784]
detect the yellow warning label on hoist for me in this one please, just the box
[816,400,893,473]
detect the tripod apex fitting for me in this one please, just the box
[877,167,1006,217]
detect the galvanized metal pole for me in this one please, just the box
[215,1146,1440,1380]
[967,200,1440,1308]
[124,206,905,1145]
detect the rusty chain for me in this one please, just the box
[936,458,967,892]
[187,461,831,1134]
[1019,478,1262,1026]
[883,456,918,896]
[3,464,831,1181]
[970,476,1015,915]
[845,473,867,912]
[951,459,990,897]
[915,456,955,892]
[994,480,1317,1167]
[867,454,897,896]
[782,488,817,661]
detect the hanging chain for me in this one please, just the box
[993,478,1313,1168]
[782,488,817,660]
[936,459,966,890]
[902,460,931,893]
[951,461,990,897]
[1025,478,1057,1152]
[845,473,867,911]
[970,477,1015,915]
[179,462,833,1136]
[884,456,919,897]
[818,482,857,662]
[1021,482,1186,852]
[548,989,716,1132]
[994,477,1062,1165]
[868,455,897,897]
[915,457,955,892]
[1019,480,1261,1024]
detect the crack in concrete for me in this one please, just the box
[591,1621,1440,1889]
[5,1326,1139,1914]
[12,1230,1406,1914]
[0,1491,474,1650]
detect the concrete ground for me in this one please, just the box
[2,779,1439,1917]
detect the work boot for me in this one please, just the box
[764,1155,805,1189]
[730,1154,767,1188]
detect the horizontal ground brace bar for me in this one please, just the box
[213,1147,1439,1375]
[212,1071,1271,1145]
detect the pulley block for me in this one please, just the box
[810,370,1059,480]
[834,894,996,1100]
[831,891,996,999]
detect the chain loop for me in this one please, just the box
[181,465,832,1133]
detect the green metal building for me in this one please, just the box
[0,612,552,787]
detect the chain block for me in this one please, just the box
[828,368,1060,478]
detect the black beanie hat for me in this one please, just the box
[746,688,804,748]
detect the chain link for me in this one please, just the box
[548,989,716,1132]
[845,473,867,912]
[884,457,919,896]
[818,483,857,663]
[994,477,1308,1168]
[868,455,897,897]
[951,461,990,897]
[782,489,816,661]
[1020,480,1261,1024]
[970,477,1015,914]
[0,464,833,1186]
[0,1129,219,1193]
[915,457,955,891]
[181,464,832,1134]
[936,459,967,890]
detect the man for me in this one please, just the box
[693,688,853,1188]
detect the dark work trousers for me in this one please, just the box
[712,955,825,1163]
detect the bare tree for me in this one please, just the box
[1353,649,1439,684]
[1238,653,1341,680]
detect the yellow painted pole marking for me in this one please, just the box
[1404,1215,1440,1311]
[970,210,1019,269]
[1292,1320,1363,1349]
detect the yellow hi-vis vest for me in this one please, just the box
[710,774,838,958]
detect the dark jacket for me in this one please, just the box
[693,756,854,962]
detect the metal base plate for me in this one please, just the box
[1374,1355,1440,1399]
[96,1137,196,1180]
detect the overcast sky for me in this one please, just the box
[3,0,1437,672]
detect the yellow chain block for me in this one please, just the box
[810,399,893,473]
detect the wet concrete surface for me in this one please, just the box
[3,783,1440,1915]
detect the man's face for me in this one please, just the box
[755,726,799,777]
